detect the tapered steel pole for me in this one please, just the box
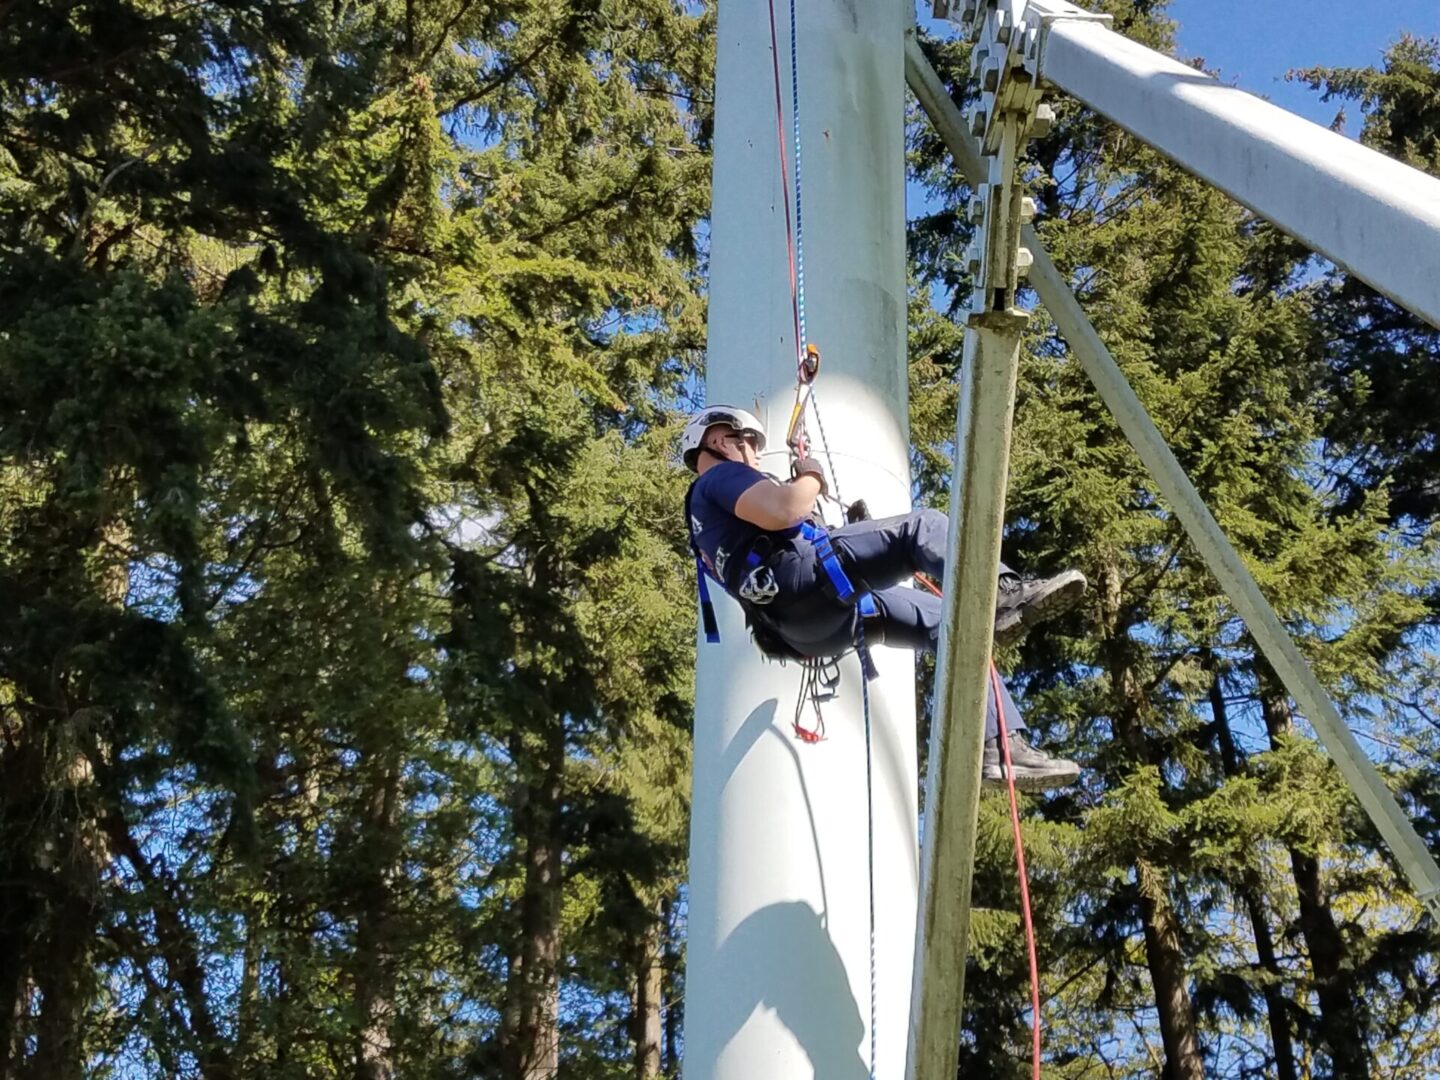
[683,1,918,1077]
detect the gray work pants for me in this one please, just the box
[763,508,1024,738]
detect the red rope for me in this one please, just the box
[765,0,803,372]
[989,660,1043,1079]
[920,569,1044,1073]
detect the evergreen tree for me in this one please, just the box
[1292,37,1440,529]
[0,0,711,1076]
[910,7,1440,1078]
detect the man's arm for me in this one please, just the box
[732,474,822,531]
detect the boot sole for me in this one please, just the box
[982,761,1082,792]
[993,570,1088,648]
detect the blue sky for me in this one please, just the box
[1168,0,1439,129]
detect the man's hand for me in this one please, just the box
[791,456,828,497]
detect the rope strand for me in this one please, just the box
[990,660,1044,1080]
[808,385,845,508]
[788,0,806,355]
[765,0,802,363]
[858,620,878,1080]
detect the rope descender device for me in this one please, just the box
[786,342,821,462]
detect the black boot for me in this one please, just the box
[994,569,1087,648]
[982,732,1081,791]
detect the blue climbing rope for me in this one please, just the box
[768,2,875,1073]
[856,617,878,1080]
[788,0,807,357]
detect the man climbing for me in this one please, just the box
[682,405,1086,790]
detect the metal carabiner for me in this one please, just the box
[786,342,821,459]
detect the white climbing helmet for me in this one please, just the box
[681,405,766,471]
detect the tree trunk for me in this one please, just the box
[0,764,36,1078]
[633,907,663,1079]
[28,892,91,1080]
[237,903,261,1074]
[661,896,681,1078]
[1237,886,1299,1080]
[278,740,328,1074]
[23,734,106,1080]
[353,751,402,1080]
[1136,860,1206,1080]
[502,726,564,1080]
[1259,685,1372,1080]
[498,941,522,1063]
[1101,561,1205,1080]
[275,954,295,1075]
[0,961,22,1080]
[1206,659,1299,1080]
[8,516,136,1080]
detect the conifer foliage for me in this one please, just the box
[0,0,708,1076]
[1293,36,1440,528]
[909,10,1440,1079]
[2,1,1439,1078]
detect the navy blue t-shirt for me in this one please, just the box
[687,462,800,592]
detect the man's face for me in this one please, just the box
[702,424,761,467]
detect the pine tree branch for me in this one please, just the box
[43,44,149,85]
[88,222,138,269]
[413,0,480,77]
[70,142,163,260]
[98,805,236,1080]
[439,33,566,118]
[1039,952,1106,1008]
[0,127,107,169]
[203,512,306,614]
[519,180,639,246]
[101,920,192,1069]
[635,83,713,106]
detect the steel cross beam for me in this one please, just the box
[1020,0,1440,330]
[905,16,1440,1076]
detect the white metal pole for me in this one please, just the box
[683,0,917,1076]
[1026,5,1440,331]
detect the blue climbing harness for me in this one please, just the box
[686,485,877,677]
[799,520,877,620]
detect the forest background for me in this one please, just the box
[2,1,1439,1077]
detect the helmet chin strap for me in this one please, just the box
[697,443,731,468]
[702,435,745,465]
